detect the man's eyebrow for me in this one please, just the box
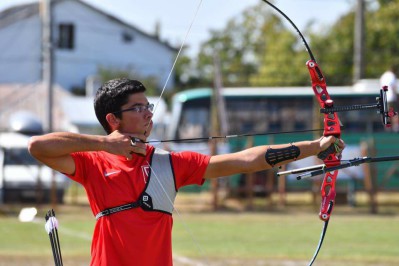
[128,102,149,108]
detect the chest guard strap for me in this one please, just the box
[95,148,176,220]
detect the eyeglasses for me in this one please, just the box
[113,103,154,114]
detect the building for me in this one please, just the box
[0,0,177,91]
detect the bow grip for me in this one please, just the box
[317,144,336,160]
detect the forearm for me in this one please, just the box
[205,139,324,179]
[28,132,107,158]
[236,140,320,172]
[252,140,319,169]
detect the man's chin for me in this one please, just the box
[144,123,153,137]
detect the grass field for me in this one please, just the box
[0,192,398,266]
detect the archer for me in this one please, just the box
[28,78,344,266]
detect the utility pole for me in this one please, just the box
[40,0,54,132]
[353,0,365,83]
[209,52,229,210]
[40,0,57,207]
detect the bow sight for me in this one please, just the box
[319,86,397,127]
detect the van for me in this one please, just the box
[0,132,69,203]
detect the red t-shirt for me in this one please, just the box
[67,145,210,266]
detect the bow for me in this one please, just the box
[261,1,341,264]
[262,1,396,265]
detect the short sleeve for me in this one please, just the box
[66,152,96,185]
[170,151,211,189]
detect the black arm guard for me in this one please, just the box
[265,144,300,167]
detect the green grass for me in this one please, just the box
[0,201,398,265]
[172,212,399,265]
[0,207,94,259]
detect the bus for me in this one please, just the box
[164,82,399,194]
[167,84,386,145]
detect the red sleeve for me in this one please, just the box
[170,151,211,189]
[66,152,96,185]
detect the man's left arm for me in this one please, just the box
[203,136,344,179]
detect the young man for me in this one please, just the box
[28,78,344,266]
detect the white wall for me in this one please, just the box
[0,15,41,83]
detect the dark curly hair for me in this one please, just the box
[94,78,146,134]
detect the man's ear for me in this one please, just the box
[106,113,120,130]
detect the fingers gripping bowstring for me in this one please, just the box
[144,0,209,263]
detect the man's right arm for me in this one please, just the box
[28,131,146,175]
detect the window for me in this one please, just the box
[122,32,134,43]
[58,24,75,49]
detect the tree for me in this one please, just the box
[311,0,399,84]
[181,2,328,87]
[310,12,356,86]
[176,0,399,89]
[192,3,274,87]
[366,0,399,77]
[250,15,309,86]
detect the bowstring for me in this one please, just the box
[145,0,204,134]
[143,0,208,262]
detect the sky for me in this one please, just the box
[0,0,354,55]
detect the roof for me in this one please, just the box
[172,80,385,103]
[0,82,70,132]
[0,2,38,29]
[0,0,177,51]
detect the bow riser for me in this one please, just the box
[307,60,341,138]
[307,60,341,222]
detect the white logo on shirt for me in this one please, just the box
[141,165,150,183]
[104,170,121,177]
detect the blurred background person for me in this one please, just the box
[380,64,399,132]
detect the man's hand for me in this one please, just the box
[318,136,345,159]
[106,131,147,159]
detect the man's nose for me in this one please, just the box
[145,110,153,119]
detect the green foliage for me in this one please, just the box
[191,3,273,87]
[310,13,356,85]
[312,0,399,84]
[366,0,399,76]
[176,1,399,88]
[250,15,310,86]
